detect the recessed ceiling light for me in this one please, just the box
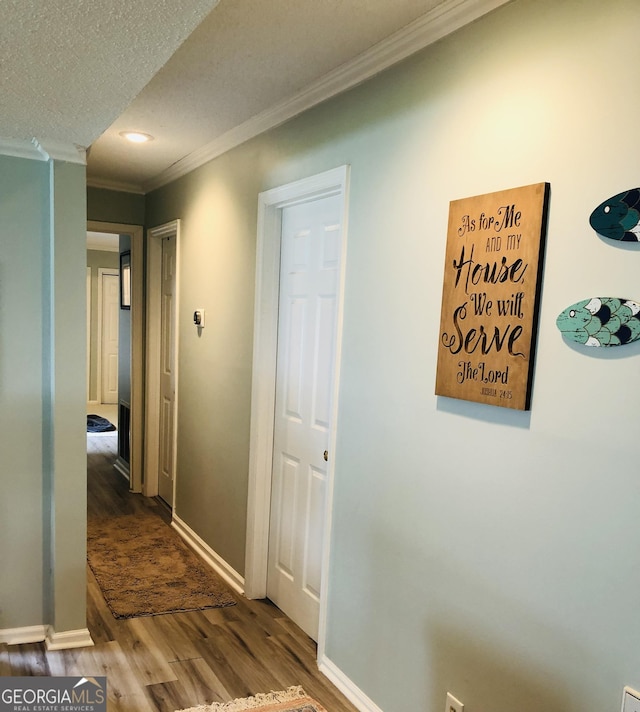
[119,131,154,144]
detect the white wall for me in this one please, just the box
[147,0,640,709]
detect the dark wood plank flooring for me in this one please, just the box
[0,434,359,712]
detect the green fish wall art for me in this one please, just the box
[556,297,640,347]
[589,188,640,242]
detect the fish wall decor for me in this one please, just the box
[589,188,640,242]
[556,297,640,346]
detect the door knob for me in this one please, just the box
[323,450,328,462]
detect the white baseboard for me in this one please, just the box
[113,457,130,481]
[319,655,385,712]
[172,514,245,596]
[45,627,94,651]
[0,625,94,651]
[0,624,48,645]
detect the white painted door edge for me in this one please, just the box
[145,220,181,504]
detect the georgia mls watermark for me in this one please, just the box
[0,676,106,712]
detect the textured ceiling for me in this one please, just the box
[0,0,220,146]
[1,0,506,193]
[87,0,436,191]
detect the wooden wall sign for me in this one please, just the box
[435,182,550,410]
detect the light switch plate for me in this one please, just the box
[622,687,640,712]
[446,692,464,712]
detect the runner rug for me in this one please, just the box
[175,687,327,712]
[87,512,236,618]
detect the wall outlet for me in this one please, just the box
[446,692,464,712]
[622,687,640,712]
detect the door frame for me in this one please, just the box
[87,220,144,493]
[86,267,91,400]
[96,267,119,404]
[245,165,350,656]
[145,220,181,501]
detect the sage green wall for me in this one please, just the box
[0,157,87,636]
[44,160,88,633]
[87,250,120,402]
[147,146,261,572]
[87,186,145,225]
[0,156,48,628]
[146,0,640,710]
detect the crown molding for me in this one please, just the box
[143,0,511,193]
[0,137,48,161]
[87,176,146,194]
[86,176,146,195]
[33,139,87,164]
[0,137,87,164]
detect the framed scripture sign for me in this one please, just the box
[435,182,550,410]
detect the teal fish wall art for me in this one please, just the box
[589,188,640,242]
[556,297,640,346]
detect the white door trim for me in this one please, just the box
[96,267,119,404]
[245,165,350,658]
[145,220,181,501]
[86,267,91,401]
[87,220,144,493]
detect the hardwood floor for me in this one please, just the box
[0,434,359,712]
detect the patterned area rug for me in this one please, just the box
[175,687,327,712]
[87,512,236,618]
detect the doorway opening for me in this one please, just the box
[86,220,144,493]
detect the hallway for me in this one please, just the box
[0,434,358,712]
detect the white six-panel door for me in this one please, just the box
[158,235,177,506]
[266,193,342,641]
